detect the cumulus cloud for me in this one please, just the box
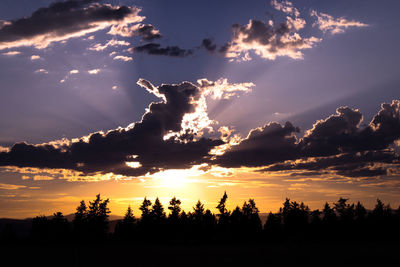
[89,39,130,51]
[216,122,300,167]
[134,43,194,57]
[222,0,320,61]
[135,24,162,41]
[197,78,254,100]
[311,10,369,35]
[88,69,100,74]
[2,51,21,56]
[0,78,253,178]
[34,69,48,74]
[271,0,300,17]
[107,21,161,41]
[113,55,133,62]
[0,0,145,50]
[215,100,400,177]
[263,150,398,178]
[30,55,41,60]
[201,38,217,52]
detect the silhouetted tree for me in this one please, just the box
[230,206,243,238]
[115,206,136,242]
[190,200,206,239]
[310,209,321,225]
[242,199,262,239]
[87,194,110,241]
[264,212,282,241]
[168,197,182,220]
[50,212,69,242]
[139,197,152,222]
[203,209,216,240]
[73,200,88,241]
[31,215,50,242]
[137,197,152,240]
[281,198,309,235]
[322,202,337,223]
[334,198,354,223]
[193,200,205,223]
[149,198,166,240]
[216,191,230,230]
[151,197,166,221]
[167,197,182,240]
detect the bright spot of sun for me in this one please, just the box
[150,169,191,188]
[146,166,207,188]
[125,161,142,168]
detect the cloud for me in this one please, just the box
[263,150,398,178]
[134,43,194,57]
[0,183,26,190]
[112,85,118,90]
[0,0,145,50]
[30,55,41,60]
[201,38,217,52]
[2,51,21,56]
[197,78,254,100]
[216,122,300,167]
[34,69,48,74]
[215,100,400,177]
[311,10,369,35]
[271,0,300,17]
[59,69,81,83]
[88,69,100,74]
[0,78,252,178]
[222,1,320,61]
[0,146,10,153]
[69,69,79,74]
[135,24,162,41]
[113,55,133,62]
[32,175,54,181]
[89,39,130,51]
[107,22,161,40]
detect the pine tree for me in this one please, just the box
[139,197,152,220]
[73,200,88,241]
[87,194,110,240]
[123,206,135,224]
[193,200,205,222]
[168,197,182,219]
[151,197,166,221]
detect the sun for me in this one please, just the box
[150,169,191,188]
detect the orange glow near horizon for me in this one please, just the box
[1,165,400,219]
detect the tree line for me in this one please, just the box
[1,192,400,244]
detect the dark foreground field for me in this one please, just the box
[1,242,399,267]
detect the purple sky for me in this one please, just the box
[0,0,399,218]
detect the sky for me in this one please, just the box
[0,0,400,218]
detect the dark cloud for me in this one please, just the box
[136,24,162,41]
[299,102,400,156]
[215,100,400,177]
[0,79,223,176]
[134,43,193,57]
[262,150,399,177]
[216,122,300,167]
[201,38,217,52]
[0,0,143,50]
